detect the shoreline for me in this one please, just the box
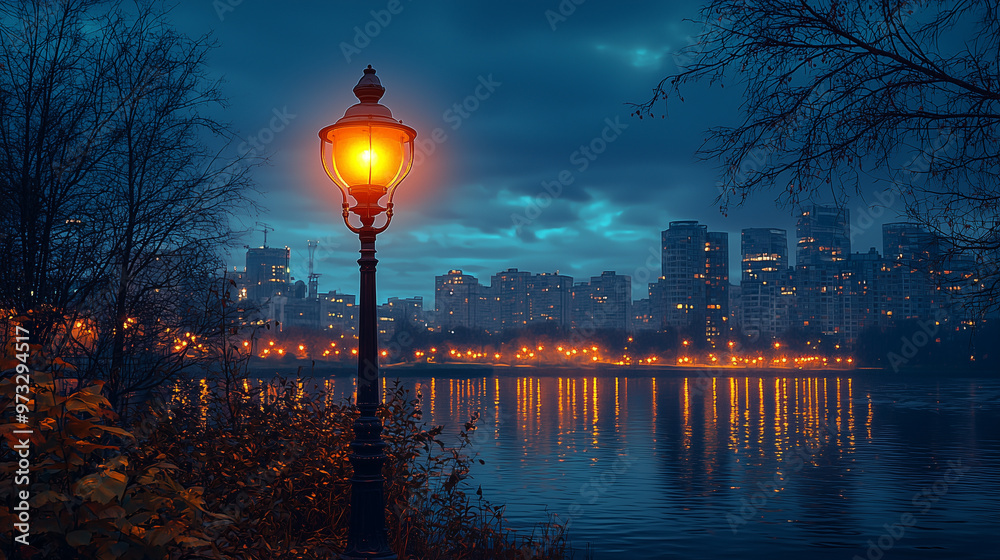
[246,361,997,379]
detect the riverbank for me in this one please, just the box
[251,361,867,378]
[247,360,999,379]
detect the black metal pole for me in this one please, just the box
[341,227,396,559]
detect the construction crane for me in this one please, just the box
[307,239,322,300]
[256,222,274,247]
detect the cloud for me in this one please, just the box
[167,1,898,304]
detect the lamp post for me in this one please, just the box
[319,65,416,560]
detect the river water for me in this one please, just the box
[264,371,1000,559]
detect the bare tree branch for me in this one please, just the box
[634,0,1000,315]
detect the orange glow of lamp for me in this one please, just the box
[319,65,417,232]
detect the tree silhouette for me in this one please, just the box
[0,1,257,405]
[635,0,999,315]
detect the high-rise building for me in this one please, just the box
[742,228,788,283]
[937,253,981,323]
[660,221,729,343]
[378,297,423,341]
[590,271,632,330]
[572,271,632,330]
[475,283,499,333]
[740,228,792,340]
[794,206,851,336]
[478,269,574,332]
[387,296,424,327]
[224,268,248,302]
[431,269,576,333]
[727,283,742,336]
[491,268,531,330]
[646,276,670,331]
[632,298,655,331]
[740,281,778,339]
[527,272,573,327]
[571,282,593,330]
[283,294,319,329]
[883,222,940,266]
[796,205,851,267]
[321,290,356,334]
[435,270,480,331]
[378,296,424,340]
[881,223,948,322]
[291,279,307,300]
[837,247,888,342]
[245,247,290,301]
[705,231,730,341]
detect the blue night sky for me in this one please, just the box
[167,1,897,302]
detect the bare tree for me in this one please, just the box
[635,0,999,315]
[0,1,258,406]
[0,0,118,343]
[87,4,255,406]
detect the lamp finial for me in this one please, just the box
[353,65,385,104]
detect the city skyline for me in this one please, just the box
[238,209,973,347]
[238,208,894,305]
[155,3,902,303]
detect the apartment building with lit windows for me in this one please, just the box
[658,221,730,343]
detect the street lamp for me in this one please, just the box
[319,65,416,559]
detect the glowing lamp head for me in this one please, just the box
[319,65,417,231]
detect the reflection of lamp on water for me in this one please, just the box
[319,65,417,560]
